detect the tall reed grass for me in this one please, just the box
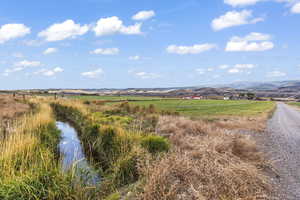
[0,102,89,199]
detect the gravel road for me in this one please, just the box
[265,102,300,199]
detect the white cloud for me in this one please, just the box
[228,64,255,73]
[34,67,64,77]
[211,10,263,31]
[224,0,264,7]
[228,68,241,73]
[81,68,104,78]
[4,60,42,75]
[242,32,272,41]
[129,55,140,60]
[234,64,255,69]
[267,70,286,77]
[23,40,43,47]
[93,16,142,36]
[90,48,119,55]
[43,48,58,55]
[226,32,274,52]
[132,10,155,21]
[0,24,30,44]
[195,69,206,74]
[15,60,41,68]
[134,71,160,79]
[166,43,217,55]
[219,64,230,69]
[291,2,300,13]
[38,20,89,42]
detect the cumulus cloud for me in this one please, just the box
[228,64,255,73]
[129,55,140,60]
[224,0,264,7]
[93,16,142,36]
[43,48,58,55]
[132,10,156,21]
[38,20,89,42]
[90,48,119,55]
[81,68,104,78]
[0,24,30,44]
[226,32,274,52]
[291,2,300,13]
[267,70,286,77]
[166,43,217,55]
[4,60,42,75]
[34,67,64,77]
[211,10,263,31]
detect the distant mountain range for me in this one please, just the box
[2,80,300,99]
[216,80,300,91]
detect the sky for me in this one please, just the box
[0,0,300,89]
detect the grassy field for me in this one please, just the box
[126,99,275,117]
[70,95,164,101]
[288,102,300,107]
[72,96,275,117]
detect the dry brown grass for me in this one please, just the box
[212,115,270,132]
[0,95,30,120]
[138,116,271,200]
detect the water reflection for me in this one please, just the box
[57,121,100,185]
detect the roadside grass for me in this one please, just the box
[137,115,272,199]
[288,102,300,108]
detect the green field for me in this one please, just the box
[126,99,275,117]
[70,95,164,101]
[74,95,275,117]
[288,102,300,107]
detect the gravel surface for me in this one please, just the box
[262,102,300,199]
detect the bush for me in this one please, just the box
[111,153,140,187]
[141,135,169,154]
[83,100,91,105]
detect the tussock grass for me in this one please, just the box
[137,116,271,200]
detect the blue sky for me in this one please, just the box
[0,0,300,89]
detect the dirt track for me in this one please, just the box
[265,102,300,199]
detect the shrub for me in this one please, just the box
[83,100,90,105]
[141,135,169,154]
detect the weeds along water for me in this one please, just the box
[0,101,101,199]
[50,100,170,198]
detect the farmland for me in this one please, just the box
[0,94,275,199]
[72,95,275,118]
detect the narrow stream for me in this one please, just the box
[56,121,100,185]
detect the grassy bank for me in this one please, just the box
[0,103,74,199]
[51,100,169,198]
